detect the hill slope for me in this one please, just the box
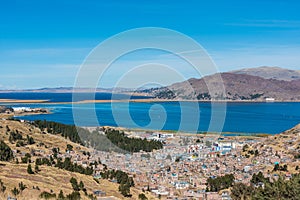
[144,73,300,101]
[0,115,155,200]
[248,123,300,174]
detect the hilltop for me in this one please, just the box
[231,66,300,81]
[142,72,300,101]
[138,66,300,101]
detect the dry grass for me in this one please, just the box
[0,117,157,200]
[0,161,156,199]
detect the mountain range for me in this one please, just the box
[0,66,299,101]
[140,66,300,101]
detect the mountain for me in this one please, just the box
[1,67,299,101]
[0,87,133,93]
[142,72,300,101]
[231,66,300,81]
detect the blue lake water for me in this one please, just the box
[4,101,299,134]
[0,93,299,134]
[0,92,150,102]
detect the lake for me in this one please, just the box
[0,92,150,102]
[5,101,299,134]
[1,92,299,134]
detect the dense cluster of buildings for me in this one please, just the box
[89,131,297,199]
[13,126,296,200]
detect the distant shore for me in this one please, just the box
[0,99,49,103]
[0,98,300,104]
[0,108,51,119]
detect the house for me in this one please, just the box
[205,192,222,200]
[7,197,17,200]
[265,98,275,102]
[12,107,31,112]
[93,190,106,197]
[174,181,189,189]
[221,191,232,200]
[244,165,251,172]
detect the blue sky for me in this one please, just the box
[0,0,300,89]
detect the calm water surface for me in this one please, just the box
[1,92,299,134]
[8,101,300,134]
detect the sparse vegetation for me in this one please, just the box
[9,130,23,143]
[273,163,288,172]
[58,190,65,200]
[66,191,81,200]
[66,144,73,151]
[33,120,83,144]
[21,153,31,163]
[139,193,148,200]
[250,93,264,99]
[55,157,93,175]
[0,140,13,161]
[39,191,56,199]
[197,92,211,100]
[105,128,163,153]
[242,144,249,152]
[70,177,80,191]
[0,118,151,200]
[27,134,35,144]
[231,173,300,199]
[27,164,34,174]
[11,187,20,196]
[155,89,176,99]
[101,169,134,197]
[206,174,235,192]
[0,179,6,193]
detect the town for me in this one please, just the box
[87,128,299,199]
[0,107,299,199]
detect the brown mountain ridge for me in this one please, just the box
[231,66,300,81]
[143,72,300,101]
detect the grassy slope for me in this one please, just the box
[0,115,156,200]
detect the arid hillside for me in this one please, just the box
[0,114,156,200]
[143,73,300,101]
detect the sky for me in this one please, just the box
[0,0,300,89]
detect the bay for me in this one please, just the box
[11,101,300,134]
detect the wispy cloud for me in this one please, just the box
[225,19,300,28]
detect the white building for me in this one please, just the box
[265,98,275,102]
[12,107,32,112]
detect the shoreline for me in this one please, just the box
[2,109,273,137]
[0,108,274,137]
[1,99,298,137]
[93,125,272,138]
[0,106,287,137]
[0,99,50,103]
[0,98,300,104]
